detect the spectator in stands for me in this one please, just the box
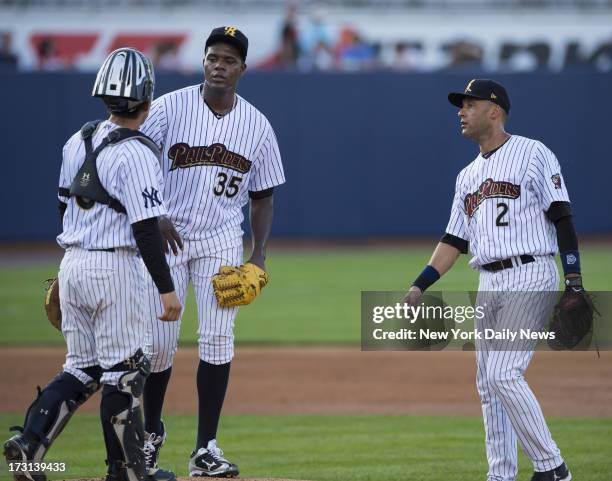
[300,9,331,58]
[389,41,421,71]
[0,32,18,72]
[256,2,301,70]
[335,26,378,71]
[445,39,483,69]
[591,37,612,71]
[278,2,300,68]
[152,41,181,71]
[37,37,66,71]
[300,40,334,71]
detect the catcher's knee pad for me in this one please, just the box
[199,334,234,365]
[101,350,150,481]
[10,369,101,461]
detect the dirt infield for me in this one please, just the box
[1,346,610,416]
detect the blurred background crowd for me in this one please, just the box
[1,0,612,73]
[2,0,612,242]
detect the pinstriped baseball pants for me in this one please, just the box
[60,247,144,386]
[476,256,564,481]
[143,241,243,372]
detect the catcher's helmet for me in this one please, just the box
[92,48,154,113]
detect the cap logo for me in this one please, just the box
[491,92,497,99]
[465,79,476,93]
[224,26,237,37]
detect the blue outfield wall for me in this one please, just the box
[1,71,610,241]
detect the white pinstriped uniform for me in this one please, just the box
[446,135,570,481]
[140,84,285,370]
[57,120,166,385]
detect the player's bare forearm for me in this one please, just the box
[428,242,461,276]
[247,195,274,270]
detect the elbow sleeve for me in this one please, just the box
[440,233,469,254]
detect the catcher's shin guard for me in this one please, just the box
[101,351,150,481]
[6,370,101,459]
[4,368,101,481]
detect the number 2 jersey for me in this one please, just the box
[140,83,286,251]
[445,135,570,269]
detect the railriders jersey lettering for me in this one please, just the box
[140,84,285,252]
[445,135,570,267]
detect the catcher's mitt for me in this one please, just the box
[44,277,61,330]
[212,263,269,308]
[548,281,595,350]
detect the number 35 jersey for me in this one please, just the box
[445,135,570,269]
[141,83,285,251]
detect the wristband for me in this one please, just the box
[560,250,581,276]
[412,265,440,292]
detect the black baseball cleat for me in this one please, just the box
[3,435,47,481]
[530,462,572,481]
[143,421,176,481]
[188,440,239,478]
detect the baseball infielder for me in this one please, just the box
[404,79,583,481]
[138,27,285,478]
[3,48,181,481]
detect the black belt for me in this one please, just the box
[481,255,535,272]
[87,248,115,252]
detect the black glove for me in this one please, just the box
[548,276,595,350]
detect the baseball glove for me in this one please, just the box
[44,277,61,330]
[548,282,595,350]
[212,263,269,308]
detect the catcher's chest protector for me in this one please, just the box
[66,119,160,213]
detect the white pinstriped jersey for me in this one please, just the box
[446,135,570,268]
[57,120,166,249]
[140,84,286,251]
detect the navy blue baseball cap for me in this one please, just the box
[205,26,248,62]
[448,79,511,114]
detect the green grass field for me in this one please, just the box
[2,246,612,346]
[1,246,611,480]
[0,414,610,481]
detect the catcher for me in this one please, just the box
[8,48,182,481]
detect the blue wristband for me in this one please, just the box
[560,250,581,275]
[412,265,441,292]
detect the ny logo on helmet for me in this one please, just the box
[224,26,237,37]
[465,79,476,93]
[142,187,162,208]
